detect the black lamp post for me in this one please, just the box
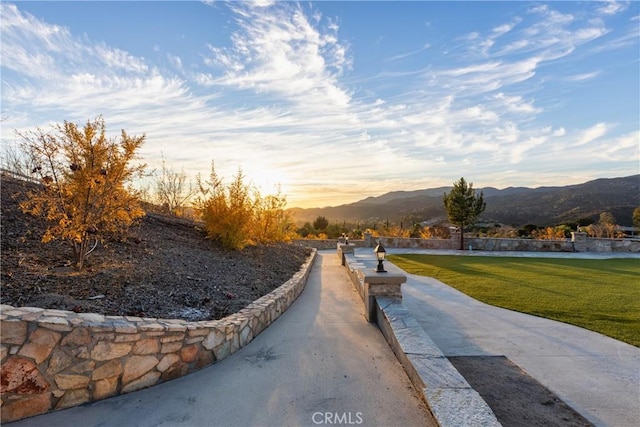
[374,243,387,273]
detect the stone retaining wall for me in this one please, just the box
[0,250,317,423]
[297,235,639,252]
[293,239,341,250]
[294,239,366,250]
[371,236,640,252]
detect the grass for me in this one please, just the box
[387,254,640,347]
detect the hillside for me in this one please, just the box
[288,175,640,227]
[0,174,311,321]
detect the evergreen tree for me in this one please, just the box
[313,216,329,231]
[443,177,486,250]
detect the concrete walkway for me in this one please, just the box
[9,251,435,427]
[379,248,640,427]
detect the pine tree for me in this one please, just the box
[443,177,486,250]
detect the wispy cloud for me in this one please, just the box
[574,123,608,147]
[202,2,352,108]
[385,44,430,62]
[565,71,602,82]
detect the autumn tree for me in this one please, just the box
[196,163,293,249]
[633,207,640,229]
[586,211,620,238]
[253,186,295,243]
[532,226,569,240]
[18,116,146,270]
[443,177,486,250]
[196,162,244,249]
[599,212,616,226]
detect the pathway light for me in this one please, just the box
[374,243,387,273]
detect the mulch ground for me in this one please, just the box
[448,356,594,427]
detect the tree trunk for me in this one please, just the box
[73,239,87,270]
[459,223,465,250]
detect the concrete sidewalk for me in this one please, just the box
[376,248,639,427]
[9,251,435,427]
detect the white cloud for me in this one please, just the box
[94,44,149,73]
[574,123,608,147]
[565,71,602,82]
[597,130,640,161]
[553,127,566,137]
[167,54,184,71]
[250,0,276,7]
[492,93,540,114]
[597,1,628,16]
[202,1,352,113]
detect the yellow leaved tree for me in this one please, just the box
[18,116,146,270]
[195,162,294,250]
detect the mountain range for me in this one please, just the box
[288,175,640,227]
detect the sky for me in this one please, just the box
[1,1,639,208]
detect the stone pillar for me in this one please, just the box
[450,229,461,249]
[361,273,406,322]
[336,243,355,265]
[363,232,372,248]
[571,232,588,252]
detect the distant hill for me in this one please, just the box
[288,175,640,227]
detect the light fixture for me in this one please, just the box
[374,243,387,273]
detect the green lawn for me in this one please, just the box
[387,254,640,347]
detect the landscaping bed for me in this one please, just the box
[1,175,311,321]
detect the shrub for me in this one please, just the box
[195,163,294,250]
[17,116,146,270]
